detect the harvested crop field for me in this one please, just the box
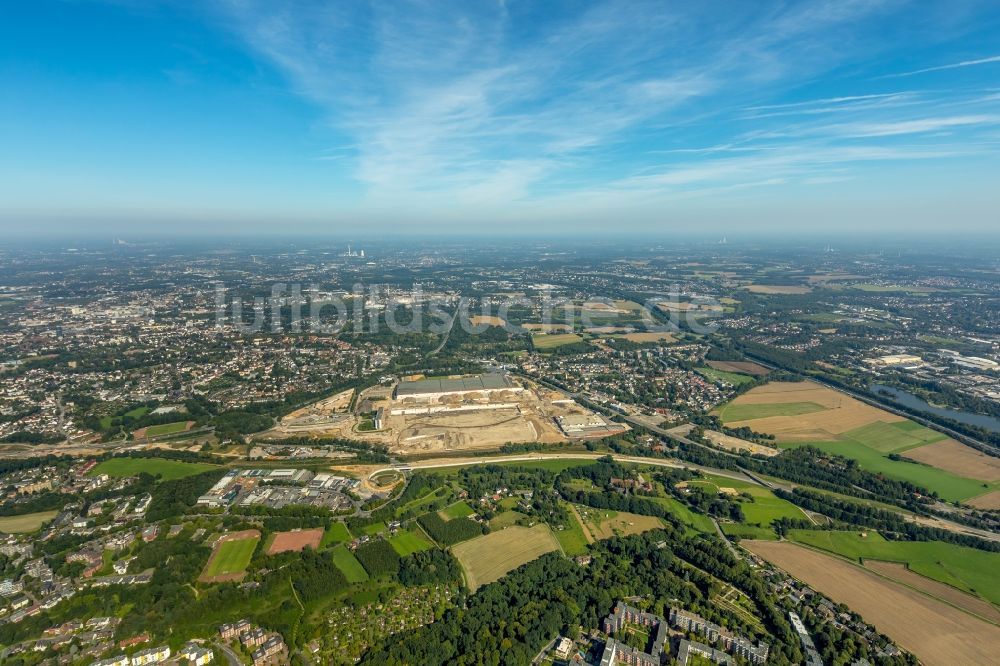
[903,439,1000,482]
[715,381,903,439]
[744,540,1000,666]
[715,381,996,502]
[267,528,323,554]
[452,524,560,591]
[521,323,570,332]
[470,315,506,327]
[704,430,779,457]
[967,490,1000,510]
[612,331,676,343]
[576,506,664,539]
[532,333,583,349]
[744,284,811,294]
[864,560,1000,624]
[706,360,770,376]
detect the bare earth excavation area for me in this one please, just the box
[744,541,1000,666]
[350,378,605,454]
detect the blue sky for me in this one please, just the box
[1,0,999,236]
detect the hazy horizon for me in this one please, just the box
[2,1,1000,235]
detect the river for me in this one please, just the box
[870,383,1000,433]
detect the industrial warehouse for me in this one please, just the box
[393,373,524,401]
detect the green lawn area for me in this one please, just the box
[204,536,258,577]
[395,486,451,516]
[553,502,590,556]
[439,501,476,520]
[0,511,59,533]
[685,475,806,526]
[840,420,946,453]
[361,521,387,536]
[787,439,996,502]
[100,406,151,430]
[320,522,352,548]
[787,529,1000,605]
[531,333,583,350]
[388,529,434,556]
[717,401,826,422]
[696,367,755,386]
[741,491,808,526]
[498,496,520,510]
[143,421,191,437]
[90,457,217,481]
[330,545,369,583]
[490,511,527,529]
[647,496,715,534]
[721,524,777,540]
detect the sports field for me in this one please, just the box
[452,524,560,590]
[143,421,193,437]
[786,529,1000,605]
[744,540,1000,666]
[331,544,369,583]
[389,529,434,556]
[201,531,259,581]
[532,333,583,349]
[715,381,997,502]
[0,510,58,533]
[90,457,217,481]
[267,528,323,555]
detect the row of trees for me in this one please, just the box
[774,488,1000,552]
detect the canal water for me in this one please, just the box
[870,383,1000,433]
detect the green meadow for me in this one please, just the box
[90,457,217,481]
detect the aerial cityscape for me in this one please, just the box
[1,2,999,666]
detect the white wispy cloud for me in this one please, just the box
[884,54,1000,78]
[209,0,1000,218]
[838,114,1000,137]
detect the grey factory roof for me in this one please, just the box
[395,373,515,396]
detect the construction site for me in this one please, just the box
[254,373,622,454]
[371,374,618,453]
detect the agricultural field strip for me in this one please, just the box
[452,524,560,591]
[744,540,1000,666]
